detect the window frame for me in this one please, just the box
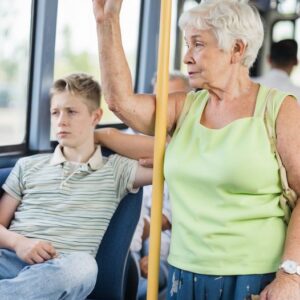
[0,0,35,154]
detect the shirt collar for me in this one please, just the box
[269,68,290,79]
[88,146,104,170]
[50,145,104,170]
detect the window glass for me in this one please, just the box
[272,21,294,41]
[272,19,300,87]
[179,0,198,73]
[170,0,179,70]
[54,0,141,125]
[0,1,31,146]
[291,19,300,86]
[277,0,297,14]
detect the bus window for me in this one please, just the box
[179,0,198,73]
[277,0,298,14]
[272,21,295,41]
[291,18,300,87]
[54,0,141,126]
[170,0,179,71]
[0,1,31,147]
[272,19,300,88]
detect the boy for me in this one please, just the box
[0,73,152,300]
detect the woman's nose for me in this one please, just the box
[183,48,194,64]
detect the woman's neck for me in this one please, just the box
[207,66,254,103]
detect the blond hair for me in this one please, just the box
[50,73,101,112]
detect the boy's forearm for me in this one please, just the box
[0,224,23,251]
[95,128,154,160]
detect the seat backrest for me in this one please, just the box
[88,188,142,300]
[0,168,12,192]
[87,147,142,299]
[0,158,142,300]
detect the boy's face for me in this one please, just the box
[50,91,102,148]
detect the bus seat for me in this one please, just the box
[124,251,140,300]
[0,168,12,190]
[88,187,142,300]
[0,161,142,300]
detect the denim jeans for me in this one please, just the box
[136,258,168,300]
[167,265,275,300]
[0,249,98,300]
[132,237,169,300]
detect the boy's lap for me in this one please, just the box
[0,249,28,279]
[0,249,97,282]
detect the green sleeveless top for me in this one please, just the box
[164,85,289,275]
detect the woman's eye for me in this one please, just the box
[195,42,204,48]
[51,111,58,116]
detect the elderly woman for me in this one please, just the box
[93,0,300,299]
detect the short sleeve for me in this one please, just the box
[2,158,26,201]
[109,154,139,199]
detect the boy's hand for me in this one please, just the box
[14,236,57,264]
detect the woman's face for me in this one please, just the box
[183,28,232,90]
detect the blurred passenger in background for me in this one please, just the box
[256,39,300,100]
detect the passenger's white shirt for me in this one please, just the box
[124,127,172,259]
[130,184,171,261]
[255,69,300,101]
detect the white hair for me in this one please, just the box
[179,0,264,68]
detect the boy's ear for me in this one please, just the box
[92,108,103,126]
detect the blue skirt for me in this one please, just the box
[167,265,275,300]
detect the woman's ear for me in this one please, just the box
[231,39,247,64]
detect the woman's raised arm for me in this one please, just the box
[92,0,186,135]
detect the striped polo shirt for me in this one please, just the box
[3,145,138,257]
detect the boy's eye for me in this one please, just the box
[51,111,58,116]
[68,109,77,114]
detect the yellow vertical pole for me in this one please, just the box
[146,1,172,300]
